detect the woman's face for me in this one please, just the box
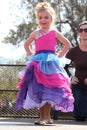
[79,24,87,41]
[37,10,52,30]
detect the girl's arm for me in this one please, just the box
[56,31,71,57]
[24,31,37,55]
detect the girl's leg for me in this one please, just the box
[38,103,52,121]
[44,103,52,121]
[34,105,46,125]
[35,103,52,125]
[39,105,45,121]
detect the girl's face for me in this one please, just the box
[37,10,52,30]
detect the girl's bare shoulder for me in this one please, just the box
[30,29,40,39]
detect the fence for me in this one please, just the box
[0,64,74,120]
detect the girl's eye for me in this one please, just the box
[38,16,49,20]
[39,17,42,19]
[44,16,49,19]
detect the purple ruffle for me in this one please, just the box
[15,65,74,112]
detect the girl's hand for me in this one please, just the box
[84,78,87,85]
[71,76,79,85]
[55,52,62,58]
[28,52,34,56]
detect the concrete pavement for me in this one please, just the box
[0,118,87,130]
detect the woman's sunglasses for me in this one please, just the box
[79,28,87,33]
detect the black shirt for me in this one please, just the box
[66,46,87,87]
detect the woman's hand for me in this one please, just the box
[71,76,79,85]
[84,78,87,85]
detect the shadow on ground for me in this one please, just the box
[0,118,87,126]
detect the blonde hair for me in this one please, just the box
[34,2,56,25]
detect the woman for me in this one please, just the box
[66,21,87,121]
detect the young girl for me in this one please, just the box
[15,2,74,125]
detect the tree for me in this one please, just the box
[3,0,87,47]
[2,15,37,45]
[61,0,87,46]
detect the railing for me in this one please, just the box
[0,64,74,120]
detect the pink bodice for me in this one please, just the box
[35,30,56,52]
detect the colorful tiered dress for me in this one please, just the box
[15,30,74,112]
